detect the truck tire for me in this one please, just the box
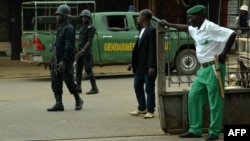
[175,49,200,74]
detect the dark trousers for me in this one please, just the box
[133,71,156,113]
[76,55,95,82]
[50,59,78,95]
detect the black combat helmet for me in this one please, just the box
[79,9,92,19]
[55,4,71,17]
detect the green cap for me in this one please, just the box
[187,5,206,15]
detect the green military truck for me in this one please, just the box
[20,1,198,74]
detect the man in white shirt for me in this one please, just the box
[159,5,236,141]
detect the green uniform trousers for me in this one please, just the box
[188,63,225,136]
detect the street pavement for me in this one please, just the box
[0,77,224,141]
[0,57,226,141]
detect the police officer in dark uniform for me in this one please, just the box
[75,9,99,95]
[47,4,83,111]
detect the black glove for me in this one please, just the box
[57,61,65,73]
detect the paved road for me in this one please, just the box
[0,77,225,141]
[0,57,227,141]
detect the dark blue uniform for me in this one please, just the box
[47,4,83,112]
[75,23,98,94]
[51,23,78,96]
[76,24,95,70]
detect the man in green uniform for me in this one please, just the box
[159,5,236,140]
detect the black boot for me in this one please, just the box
[47,95,64,112]
[86,77,99,94]
[86,88,99,94]
[73,93,83,110]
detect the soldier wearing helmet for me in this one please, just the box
[79,9,92,20]
[55,4,71,24]
[55,4,71,17]
[75,9,99,94]
[47,4,83,112]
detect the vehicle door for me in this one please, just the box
[95,13,138,64]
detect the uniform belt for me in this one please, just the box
[201,61,215,67]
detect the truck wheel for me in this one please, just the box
[175,49,200,74]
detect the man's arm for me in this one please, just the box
[219,32,237,62]
[76,26,95,58]
[158,19,189,32]
[147,28,157,76]
[79,41,91,53]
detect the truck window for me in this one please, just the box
[105,15,129,31]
